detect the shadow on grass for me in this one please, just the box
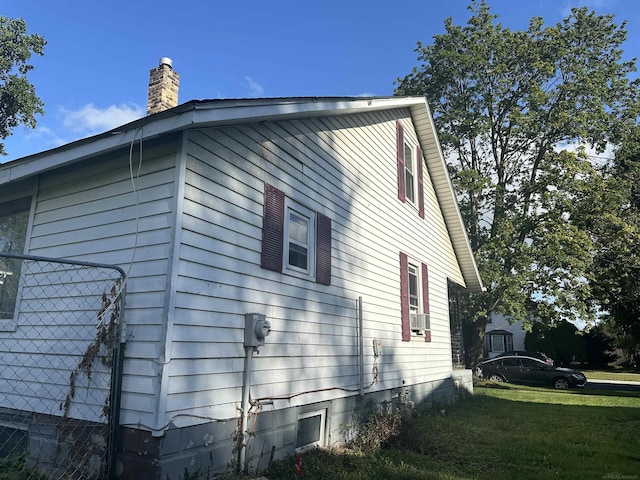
[265,386,640,480]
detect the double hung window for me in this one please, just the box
[486,332,513,354]
[261,184,332,285]
[408,263,420,316]
[404,143,415,204]
[399,252,431,342]
[396,121,425,218]
[284,202,315,277]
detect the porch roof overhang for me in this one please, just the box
[486,329,513,336]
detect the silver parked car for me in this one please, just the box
[481,354,587,389]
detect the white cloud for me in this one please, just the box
[244,76,265,97]
[24,125,68,148]
[61,103,145,136]
[3,103,145,159]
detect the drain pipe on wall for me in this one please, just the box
[239,313,271,473]
[239,346,254,472]
[358,296,364,397]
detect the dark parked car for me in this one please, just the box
[481,354,587,389]
[494,350,554,365]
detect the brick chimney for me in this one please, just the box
[147,57,180,115]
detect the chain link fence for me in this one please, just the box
[0,253,126,479]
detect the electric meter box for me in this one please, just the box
[244,313,271,347]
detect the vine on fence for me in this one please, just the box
[61,277,122,420]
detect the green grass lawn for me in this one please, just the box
[265,384,640,480]
[582,369,640,383]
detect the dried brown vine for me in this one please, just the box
[61,278,122,420]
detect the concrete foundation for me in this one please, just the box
[116,373,473,479]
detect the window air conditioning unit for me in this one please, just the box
[410,313,430,331]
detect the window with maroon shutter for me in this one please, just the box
[261,184,285,272]
[422,263,431,342]
[400,252,411,342]
[261,183,332,285]
[400,252,432,342]
[316,213,331,285]
[397,121,425,218]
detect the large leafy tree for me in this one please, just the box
[0,16,45,156]
[524,320,585,366]
[585,127,640,363]
[395,0,640,368]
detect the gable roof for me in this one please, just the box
[0,96,483,292]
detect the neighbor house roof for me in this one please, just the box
[0,96,483,292]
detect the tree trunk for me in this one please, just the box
[464,315,490,371]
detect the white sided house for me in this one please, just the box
[484,313,527,359]
[0,67,482,478]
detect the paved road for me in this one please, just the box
[585,379,640,393]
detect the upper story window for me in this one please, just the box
[0,197,30,321]
[399,252,431,342]
[404,142,415,204]
[396,120,425,219]
[261,184,332,285]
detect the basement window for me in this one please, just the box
[295,409,326,452]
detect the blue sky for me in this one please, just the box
[2,0,639,161]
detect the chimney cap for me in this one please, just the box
[159,57,173,68]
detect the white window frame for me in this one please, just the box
[490,335,505,353]
[404,141,416,206]
[488,333,513,353]
[408,262,421,317]
[408,259,429,336]
[295,409,326,452]
[282,198,316,281]
[506,334,513,352]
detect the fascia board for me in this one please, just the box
[410,99,484,293]
[0,97,425,186]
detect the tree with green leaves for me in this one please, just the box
[0,16,45,156]
[395,0,640,368]
[584,126,640,365]
[525,320,585,366]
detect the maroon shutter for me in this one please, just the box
[261,184,285,272]
[315,213,331,285]
[417,145,425,219]
[422,263,431,342]
[400,252,410,341]
[396,121,406,203]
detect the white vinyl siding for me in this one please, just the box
[164,109,464,425]
[0,139,178,427]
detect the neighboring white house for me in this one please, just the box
[484,313,527,358]
[0,67,482,477]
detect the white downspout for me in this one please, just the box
[239,346,255,472]
[238,313,270,473]
[358,296,364,396]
